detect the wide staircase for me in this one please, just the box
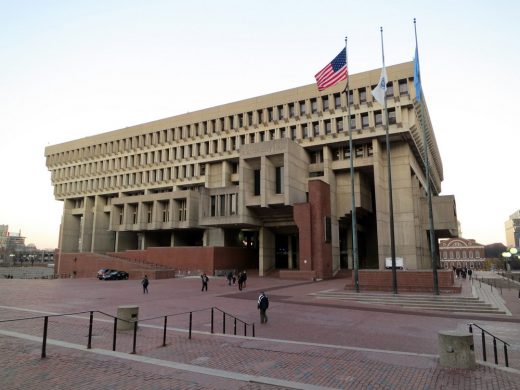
[309,290,508,315]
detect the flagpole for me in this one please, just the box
[379,27,398,294]
[414,18,439,295]
[345,36,359,292]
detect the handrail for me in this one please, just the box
[468,323,510,367]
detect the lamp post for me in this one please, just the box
[501,247,518,272]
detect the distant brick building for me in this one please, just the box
[439,238,485,269]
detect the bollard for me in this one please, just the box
[87,311,94,349]
[211,308,214,334]
[234,318,237,335]
[438,330,476,369]
[42,316,48,359]
[189,312,192,339]
[131,321,138,354]
[223,312,226,334]
[112,318,117,351]
[162,316,168,347]
[117,305,139,331]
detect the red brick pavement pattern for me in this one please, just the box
[1,274,520,389]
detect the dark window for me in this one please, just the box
[311,150,323,164]
[254,169,261,196]
[275,166,284,194]
[337,118,344,132]
[289,103,295,117]
[302,124,309,138]
[219,195,226,216]
[325,120,331,134]
[232,162,239,174]
[388,108,396,125]
[399,79,408,95]
[311,99,318,113]
[375,110,383,126]
[312,122,319,137]
[348,90,354,105]
[290,126,296,140]
[278,105,284,120]
[350,115,356,129]
[268,108,273,121]
[210,196,216,216]
[247,112,253,126]
[229,115,234,129]
[359,88,367,104]
[361,113,369,128]
[325,216,331,243]
[322,96,329,110]
[386,82,394,97]
[299,101,306,115]
[334,93,341,108]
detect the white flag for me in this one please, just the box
[371,67,387,106]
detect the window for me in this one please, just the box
[299,101,306,115]
[348,90,354,105]
[355,146,364,158]
[312,122,319,137]
[210,196,216,217]
[359,88,366,104]
[325,120,331,134]
[375,110,383,126]
[288,103,295,118]
[386,82,394,98]
[268,107,274,122]
[247,112,253,126]
[311,150,323,163]
[361,113,369,128]
[337,118,344,132]
[254,169,261,196]
[219,195,226,216]
[350,115,356,129]
[302,124,309,138]
[322,96,329,111]
[334,93,341,108]
[399,79,408,95]
[311,99,318,113]
[277,105,284,120]
[332,147,341,161]
[290,126,296,140]
[275,166,284,194]
[200,164,206,176]
[147,206,152,223]
[388,108,396,125]
[161,201,170,222]
[475,251,480,259]
[232,162,239,174]
[230,193,238,215]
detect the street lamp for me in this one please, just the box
[501,247,518,272]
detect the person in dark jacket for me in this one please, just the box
[257,292,269,323]
[201,273,209,291]
[141,275,149,294]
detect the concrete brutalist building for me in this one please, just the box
[45,61,458,279]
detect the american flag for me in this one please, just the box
[314,48,348,91]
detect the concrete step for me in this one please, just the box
[310,291,508,315]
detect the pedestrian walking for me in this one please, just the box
[467,268,473,280]
[227,271,233,286]
[201,273,209,291]
[141,275,149,294]
[242,270,247,288]
[238,272,244,291]
[257,291,269,323]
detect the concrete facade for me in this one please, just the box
[505,210,520,248]
[45,61,458,278]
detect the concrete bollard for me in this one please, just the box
[117,305,139,331]
[438,330,476,369]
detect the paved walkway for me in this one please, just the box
[0,271,519,389]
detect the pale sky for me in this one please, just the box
[1,0,518,250]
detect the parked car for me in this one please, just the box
[97,268,116,280]
[102,270,129,280]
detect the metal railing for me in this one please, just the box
[468,323,510,367]
[0,306,255,359]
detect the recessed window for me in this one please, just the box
[322,97,329,111]
[312,122,319,137]
[388,108,396,125]
[399,79,408,95]
[337,118,344,132]
[278,105,284,120]
[299,101,306,115]
[348,91,354,105]
[361,113,369,128]
[302,124,309,138]
[386,82,394,97]
[359,88,367,104]
[334,93,341,108]
[289,103,295,117]
[325,120,331,134]
[311,99,318,113]
[375,111,383,126]
[350,115,356,129]
[254,169,261,196]
[275,166,284,194]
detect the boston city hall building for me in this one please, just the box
[45,61,458,286]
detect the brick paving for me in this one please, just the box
[0,271,519,389]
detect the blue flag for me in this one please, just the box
[414,46,422,103]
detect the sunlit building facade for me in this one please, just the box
[45,61,458,279]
